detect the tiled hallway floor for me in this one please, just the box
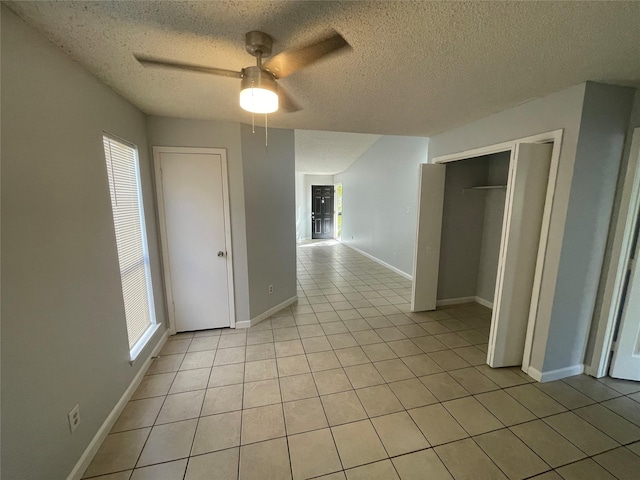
[84,240,640,479]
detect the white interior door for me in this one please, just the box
[588,128,640,378]
[158,150,231,331]
[610,224,640,380]
[411,163,446,311]
[488,143,552,367]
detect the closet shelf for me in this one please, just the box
[467,185,507,190]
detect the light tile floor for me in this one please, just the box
[84,240,640,480]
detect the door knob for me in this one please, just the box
[217,251,225,257]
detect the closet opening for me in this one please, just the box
[438,152,510,311]
[412,131,563,374]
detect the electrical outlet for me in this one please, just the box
[68,404,80,433]
[268,284,273,294]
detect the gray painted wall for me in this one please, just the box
[147,119,297,321]
[295,174,335,240]
[1,8,167,478]
[429,82,635,375]
[336,136,429,276]
[437,152,509,303]
[241,125,297,319]
[429,84,585,374]
[586,89,640,367]
[543,83,635,372]
[438,159,489,299]
[146,116,251,323]
[295,173,307,240]
[476,153,510,304]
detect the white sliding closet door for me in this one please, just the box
[488,143,552,367]
[411,164,446,312]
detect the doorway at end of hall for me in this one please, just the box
[312,185,337,239]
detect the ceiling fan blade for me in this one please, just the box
[278,86,301,113]
[264,30,351,79]
[134,55,243,79]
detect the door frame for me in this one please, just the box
[153,146,236,334]
[335,182,343,241]
[587,127,640,377]
[424,129,563,374]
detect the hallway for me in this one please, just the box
[83,241,640,479]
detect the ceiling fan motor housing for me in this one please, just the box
[241,66,278,92]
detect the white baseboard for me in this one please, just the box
[235,295,298,329]
[474,296,494,309]
[436,296,476,307]
[436,296,493,309]
[583,364,605,378]
[340,242,412,281]
[526,366,543,382]
[527,364,584,383]
[66,329,170,480]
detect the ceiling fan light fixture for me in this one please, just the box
[240,66,278,114]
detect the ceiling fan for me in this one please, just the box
[134,30,351,114]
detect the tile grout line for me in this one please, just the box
[96,243,640,479]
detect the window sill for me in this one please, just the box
[129,323,161,365]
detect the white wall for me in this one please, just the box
[1,7,167,478]
[241,125,297,319]
[429,82,635,376]
[295,174,335,240]
[336,136,429,276]
[146,116,250,323]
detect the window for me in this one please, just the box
[103,134,157,360]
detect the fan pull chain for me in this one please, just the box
[251,79,256,134]
[247,77,268,148]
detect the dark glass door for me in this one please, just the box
[311,185,334,239]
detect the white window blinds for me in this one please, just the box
[103,135,156,351]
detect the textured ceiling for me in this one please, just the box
[6,1,640,140]
[295,130,381,175]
